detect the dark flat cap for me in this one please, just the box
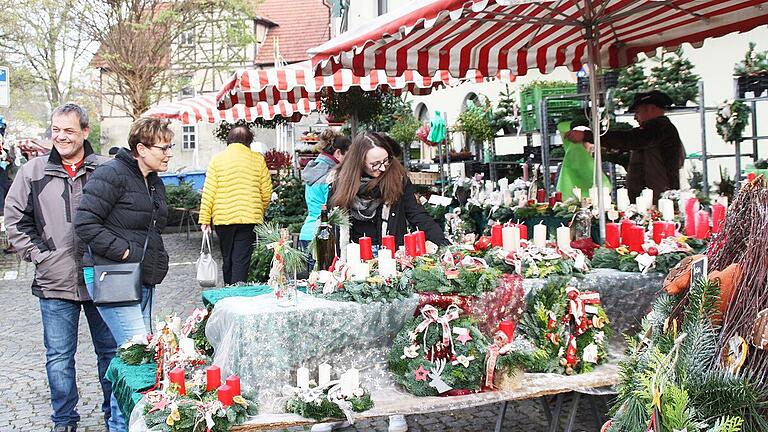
[627,90,673,112]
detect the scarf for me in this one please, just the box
[350,176,382,221]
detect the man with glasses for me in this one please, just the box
[4,104,115,432]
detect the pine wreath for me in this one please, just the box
[387,306,488,396]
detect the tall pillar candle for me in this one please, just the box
[684,198,699,236]
[226,375,241,396]
[652,221,667,244]
[346,243,361,264]
[318,363,332,387]
[533,223,547,248]
[340,372,353,396]
[515,222,528,240]
[641,188,654,204]
[620,219,634,246]
[695,210,710,239]
[711,203,726,234]
[556,225,571,250]
[348,368,360,390]
[381,235,396,253]
[605,223,620,248]
[635,197,648,214]
[627,225,645,253]
[658,198,675,221]
[414,230,427,256]
[404,233,418,257]
[358,236,373,261]
[297,367,310,389]
[206,366,221,392]
[170,368,186,395]
[498,320,516,341]
[536,188,546,203]
[491,224,503,247]
[664,222,676,238]
[502,225,520,252]
[351,261,370,281]
[616,188,630,212]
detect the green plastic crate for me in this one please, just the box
[520,105,577,133]
[520,85,579,112]
[520,85,581,132]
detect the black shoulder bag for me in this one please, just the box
[91,206,156,307]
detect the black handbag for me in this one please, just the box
[91,208,155,307]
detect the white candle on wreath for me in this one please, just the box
[297,367,310,389]
[501,225,520,252]
[533,223,547,248]
[556,225,571,250]
[339,371,353,396]
[636,196,648,214]
[378,255,397,279]
[658,198,674,221]
[351,262,370,281]
[346,243,361,265]
[616,188,630,212]
[348,368,360,390]
[178,337,196,357]
[318,363,331,387]
[642,188,654,204]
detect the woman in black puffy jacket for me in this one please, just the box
[74,117,172,432]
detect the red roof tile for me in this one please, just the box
[254,0,331,66]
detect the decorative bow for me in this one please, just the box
[181,308,208,337]
[484,330,513,389]
[565,286,601,335]
[412,304,461,356]
[194,400,221,432]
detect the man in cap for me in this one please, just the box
[566,90,685,203]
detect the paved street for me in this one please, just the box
[0,232,605,431]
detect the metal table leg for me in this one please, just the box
[540,396,553,424]
[548,393,565,432]
[565,392,582,432]
[494,401,509,432]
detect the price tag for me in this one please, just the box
[690,256,708,288]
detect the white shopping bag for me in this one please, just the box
[196,231,218,287]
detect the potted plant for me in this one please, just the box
[734,42,768,98]
[455,97,495,148]
[492,85,520,135]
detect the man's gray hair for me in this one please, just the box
[51,103,89,130]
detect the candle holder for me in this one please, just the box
[276,274,298,308]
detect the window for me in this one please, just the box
[377,0,388,15]
[415,102,429,122]
[180,76,195,99]
[182,125,196,150]
[179,30,195,46]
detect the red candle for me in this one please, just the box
[225,375,241,396]
[605,223,620,248]
[554,192,563,203]
[664,222,676,238]
[404,233,418,257]
[652,221,666,244]
[695,210,710,239]
[548,196,556,207]
[491,224,503,247]
[711,203,726,234]
[620,219,634,246]
[414,230,427,256]
[684,198,698,236]
[206,365,221,392]
[536,189,546,203]
[627,225,645,253]
[381,235,396,252]
[217,384,233,406]
[169,368,186,395]
[516,223,528,240]
[359,235,373,261]
[498,320,516,341]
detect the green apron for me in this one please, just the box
[556,121,611,200]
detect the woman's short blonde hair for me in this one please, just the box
[128,118,174,155]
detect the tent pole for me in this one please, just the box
[585,7,606,243]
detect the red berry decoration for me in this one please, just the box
[647,246,659,256]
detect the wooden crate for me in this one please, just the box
[408,171,440,185]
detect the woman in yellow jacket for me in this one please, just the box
[199,126,272,284]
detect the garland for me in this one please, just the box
[591,237,701,274]
[607,278,768,432]
[716,100,751,144]
[388,307,488,396]
[321,272,414,303]
[517,277,612,375]
[484,247,588,279]
[285,384,374,422]
[410,254,501,296]
[119,335,156,365]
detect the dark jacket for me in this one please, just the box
[332,178,449,247]
[587,116,685,203]
[75,148,169,286]
[4,141,109,301]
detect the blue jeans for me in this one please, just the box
[86,282,155,432]
[38,297,117,428]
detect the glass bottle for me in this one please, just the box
[315,205,336,271]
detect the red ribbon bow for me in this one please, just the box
[413,304,461,357]
[565,286,601,335]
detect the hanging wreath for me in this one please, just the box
[387,305,488,396]
[715,100,751,144]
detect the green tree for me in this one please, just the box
[613,61,647,109]
[648,48,701,107]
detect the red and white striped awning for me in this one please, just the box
[141,94,321,124]
[215,60,514,109]
[309,0,768,78]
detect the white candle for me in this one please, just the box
[533,223,547,248]
[514,190,527,204]
[636,197,648,214]
[589,187,598,206]
[642,188,654,204]
[297,367,310,389]
[498,178,509,194]
[556,225,571,250]
[351,262,370,281]
[603,188,611,207]
[348,368,360,390]
[485,180,493,191]
[346,243,361,265]
[658,198,674,221]
[501,225,520,252]
[170,317,182,335]
[318,363,331,387]
[616,188,630,212]
[178,337,196,356]
[378,248,392,260]
[378,256,397,278]
[339,225,350,262]
[339,371,353,396]
[572,187,581,200]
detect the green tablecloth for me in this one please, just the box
[108,284,273,419]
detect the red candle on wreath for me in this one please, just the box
[712,203,726,234]
[515,222,528,240]
[225,375,241,396]
[652,221,667,244]
[554,191,563,203]
[663,222,676,238]
[414,229,427,256]
[536,189,546,203]
[381,235,396,252]
[620,219,634,246]
[169,368,186,395]
[206,365,221,392]
[498,320,516,341]
[217,384,233,406]
[684,198,699,236]
[695,210,710,239]
[627,225,645,253]
[548,196,556,207]
[404,233,418,257]
[605,223,620,249]
[491,224,503,247]
[359,235,373,261]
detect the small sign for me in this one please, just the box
[0,67,8,107]
[690,256,708,287]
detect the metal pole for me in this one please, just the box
[699,80,709,196]
[585,11,606,242]
[540,99,551,196]
[751,100,758,161]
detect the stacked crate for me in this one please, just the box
[520,84,580,133]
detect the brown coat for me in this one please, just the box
[588,116,685,203]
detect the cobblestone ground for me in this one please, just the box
[0,232,607,431]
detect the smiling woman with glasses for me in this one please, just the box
[330,131,449,249]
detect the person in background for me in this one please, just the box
[565,90,685,203]
[4,103,115,432]
[199,125,272,284]
[298,129,351,265]
[331,131,449,247]
[75,117,172,432]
